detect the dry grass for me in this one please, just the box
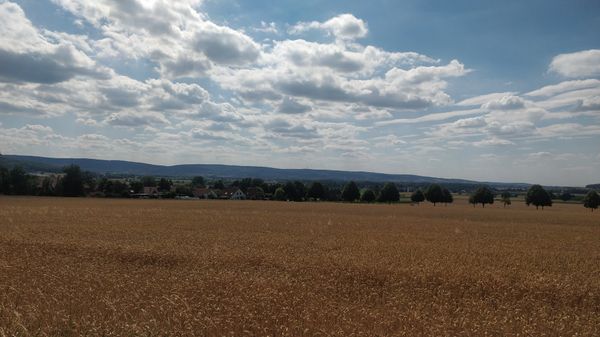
[0,196,599,336]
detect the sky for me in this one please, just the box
[0,0,599,186]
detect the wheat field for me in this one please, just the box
[0,196,599,336]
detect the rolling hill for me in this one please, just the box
[1,154,530,188]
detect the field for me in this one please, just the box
[1,197,599,336]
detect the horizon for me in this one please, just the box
[4,153,566,187]
[1,1,599,186]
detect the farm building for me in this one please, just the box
[218,188,246,200]
[193,188,218,199]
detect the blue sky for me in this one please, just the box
[0,0,599,186]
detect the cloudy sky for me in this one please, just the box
[0,0,599,186]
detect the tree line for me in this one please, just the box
[1,164,598,211]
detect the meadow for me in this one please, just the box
[0,196,598,336]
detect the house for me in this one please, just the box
[218,188,246,200]
[193,187,218,199]
[143,186,159,196]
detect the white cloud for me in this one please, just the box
[525,79,600,97]
[549,49,600,78]
[192,21,261,65]
[456,92,516,106]
[0,2,106,84]
[376,108,484,126]
[253,21,278,34]
[289,14,368,41]
[481,95,526,110]
[277,97,312,114]
[473,138,514,147]
[52,0,261,73]
[575,95,600,111]
[104,110,170,127]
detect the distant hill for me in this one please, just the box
[586,184,600,190]
[1,154,530,188]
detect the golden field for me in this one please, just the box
[0,196,599,336]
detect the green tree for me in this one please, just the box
[141,176,156,187]
[468,195,476,208]
[559,192,573,202]
[130,180,144,193]
[274,187,286,201]
[0,167,9,194]
[341,181,360,202]
[470,186,495,208]
[525,184,552,210]
[212,180,225,189]
[377,183,400,203]
[583,190,600,212]
[442,188,453,205]
[501,191,511,208]
[9,166,28,195]
[324,186,341,201]
[158,178,172,192]
[39,177,57,196]
[425,184,445,206]
[307,182,325,200]
[410,189,425,204]
[175,185,193,196]
[360,189,376,203]
[191,176,205,187]
[61,164,84,197]
[111,180,130,198]
[294,181,306,201]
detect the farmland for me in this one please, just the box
[0,196,599,336]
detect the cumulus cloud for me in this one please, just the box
[192,21,261,65]
[481,95,526,110]
[289,14,368,41]
[277,97,312,114]
[473,137,514,147]
[217,57,467,110]
[0,2,105,84]
[265,118,319,139]
[104,111,170,127]
[252,21,278,34]
[52,0,261,72]
[549,49,600,78]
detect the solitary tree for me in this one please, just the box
[442,188,453,205]
[360,189,376,203]
[61,164,84,197]
[583,190,600,212]
[501,191,511,208]
[273,187,286,201]
[525,184,552,210]
[341,181,360,202]
[425,184,445,206]
[377,183,400,203]
[410,189,425,204]
[307,182,325,200]
[468,195,476,208]
[470,186,495,208]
